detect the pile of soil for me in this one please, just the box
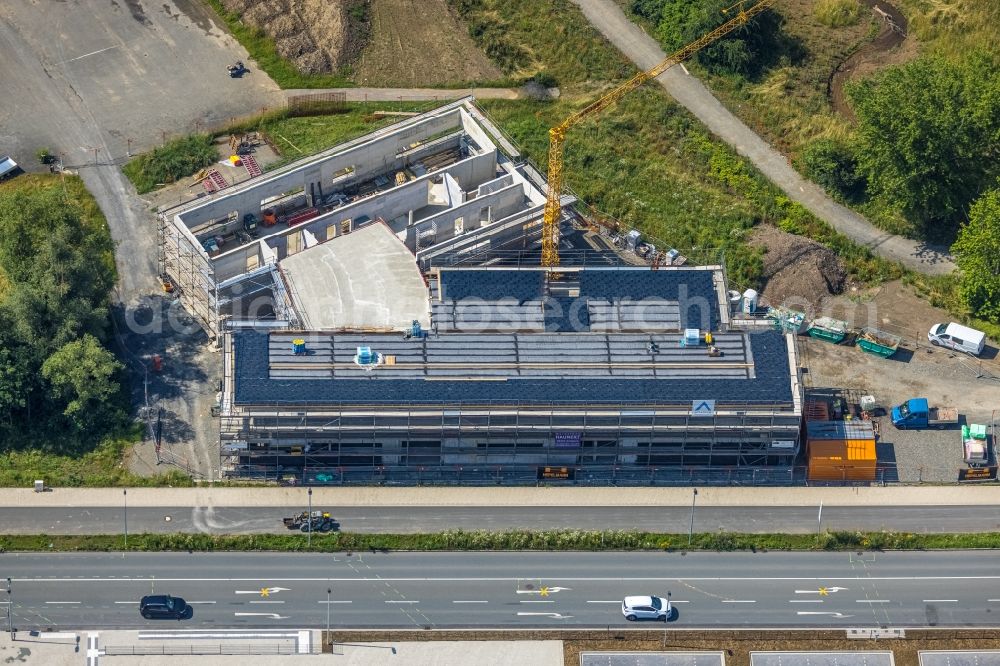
[220,0,368,74]
[748,224,848,309]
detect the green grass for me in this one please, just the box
[898,0,1000,60]
[202,0,353,89]
[0,431,193,488]
[447,0,634,87]
[2,530,999,552]
[481,91,901,289]
[257,102,440,168]
[815,0,864,28]
[122,134,218,194]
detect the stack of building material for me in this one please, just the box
[242,154,262,178]
[806,420,876,481]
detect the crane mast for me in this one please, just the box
[540,0,778,266]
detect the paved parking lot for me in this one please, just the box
[0,0,282,164]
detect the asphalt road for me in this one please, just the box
[4,504,1000,536]
[3,551,999,630]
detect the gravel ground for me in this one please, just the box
[799,282,999,484]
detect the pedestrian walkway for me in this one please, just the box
[283,86,522,102]
[0,631,561,665]
[1,485,996,508]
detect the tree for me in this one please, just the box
[952,188,1000,322]
[41,335,125,434]
[799,138,864,201]
[847,51,1000,238]
[635,0,792,79]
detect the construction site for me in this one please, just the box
[156,99,805,485]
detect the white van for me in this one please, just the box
[927,322,986,357]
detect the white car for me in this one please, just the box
[621,594,671,621]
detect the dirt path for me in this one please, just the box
[829,0,910,119]
[569,0,955,275]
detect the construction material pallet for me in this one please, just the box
[242,154,262,178]
[202,169,228,193]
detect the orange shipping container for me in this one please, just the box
[807,438,876,481]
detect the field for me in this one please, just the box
[353,0,502,86]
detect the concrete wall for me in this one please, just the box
[410,182,526,252]
[177,107,475,231]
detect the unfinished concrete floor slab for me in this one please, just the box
[280,222,430,330]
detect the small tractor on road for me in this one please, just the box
[283,510,337,533]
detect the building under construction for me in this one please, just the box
[159,99,803,485]
[158,99,569,340]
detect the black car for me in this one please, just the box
[139,595,191,620]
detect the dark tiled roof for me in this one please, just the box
[439,269,543,302]
[580,270,719,330]
[232,329,792,406]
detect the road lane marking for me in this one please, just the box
[722,600,756,603]
[14,576,1000,583]
[318,601,352,604]
[384,600,418,604]
[795,587,847,594]
[586,601,621,604]
[516,612,573,619]
[520,600,554,604]
[856,600,890,603]
[114,601,135,604]
[789,600,824,603]
[923,599,958,603]
[798,611,853,618]
[45,601,81,604]
[187,601,217,605]
[249,601,284,604]
[233,612,288,619]
[989,599,1000,602]
[62,44,122,64]
[453,600,488,604]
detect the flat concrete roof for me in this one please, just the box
[920,652,1000,666]
[279,223,429,331]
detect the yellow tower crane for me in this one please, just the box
[540,0,778,266]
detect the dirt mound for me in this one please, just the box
[749,224,848,310]
[220,0,366,74]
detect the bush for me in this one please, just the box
[799,138,864,201]
[814,0,863,28]
[122,134,218,194]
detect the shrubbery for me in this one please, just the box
[0,175,127,449]
[3,530,1000,553]
[122,134,218,194]
[798,138,864,202]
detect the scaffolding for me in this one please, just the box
[220,396,802,484]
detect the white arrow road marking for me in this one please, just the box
[234,612,289,619]
[516,586,572,595]
[516,612,573,619]
[235,587,290,595]
[797,611,853,618]
[795,587,848,594]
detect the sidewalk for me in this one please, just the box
[1,485,997,508]
[0,630,561,665]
